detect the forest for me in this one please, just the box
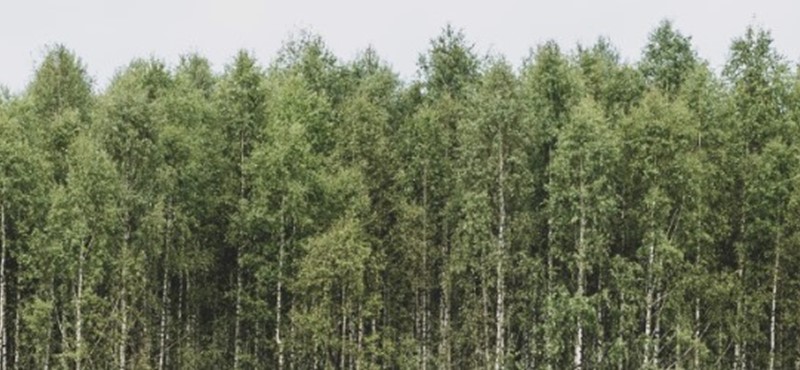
[1,20,800,369]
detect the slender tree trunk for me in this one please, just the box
[158,259,168,370]
[119,228,130,370]
[234,266,242,370]
[544,146,555,370]
[495,133,506,370]
[440,246,450,370]
[234,130,246,370]
[644,238,655,368]
[341,286,347,370]
[482,273,490,368]
[75,237,88,370]
[654,291,662,368]
[768,235,780,370]
[356,304,363,370]
[596,277,604,367]
[159,208,171,370]
[694,297,700,369]
[12,287,18,370]
[574,163,585,370]
[177,270,183,369]
[276,210,285,370]
[734,258,744,370]
[421,167,429,370]
[0,202,5,370]
[44,278,54,370]
[421,286,428,370]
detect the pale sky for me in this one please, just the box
[1,0,799,93]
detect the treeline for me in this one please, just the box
[1,21,800,369]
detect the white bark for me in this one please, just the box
[482,274,490,368]
[421,168,429,370]
[694,298,700,369]
[0,202,5,370]
[119,228,130,370]
[234,130,246,370]
[158,260,168,370]
[12,287,18,370]
[495,129,506,370]
[769,239,780,370]
[440,246,450,370]
[276,211,285,370]
[574,161,585,370]
[644,238,655,368]
[341,286,347,370]
[75,237,90,370]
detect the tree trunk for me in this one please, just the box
[421,166,429,370]
[356,304,363,370]
[440,245,450,370]
[544,146,555,370]
[159,208,171,370]
[654,291,662,368]
[13,287,18,370]
[276,211,285,370]
[694,298,700,369]
[482,273,490,368]
[119,228,130,370]
[734,258,744,370]
[0,202,5,370]
[341,286,347,370]
[421,286,428,370]
[158,259,168,370]
[596,277,603,367]
[234,129,246,370]
[495,131,506,370]
[644,238,655,368]
[768,235,780,370]
[75,237,89,370]
[574,161,585,370]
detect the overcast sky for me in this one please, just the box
[1,0,799,93]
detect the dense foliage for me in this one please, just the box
[2,21,800,369]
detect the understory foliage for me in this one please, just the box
[2,21,800,369]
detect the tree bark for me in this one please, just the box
[234,129,246,370]
[12,287,18,370]
[276,210,285,370]
[694,297,700,369]
[421,166,429,370]
[341,286,347,370]
[159,207,171,370]
[75,236,91,370]
[0,202,5,370]
[495,130,506,370]
[439,244,451,370]
[482,272,490,368]
[119,227,130,370]
[768,234,780,370]
[158,258,168,370]
[643,237,655,368]
[574,161,585,370]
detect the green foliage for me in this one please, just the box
[2,21,800,370]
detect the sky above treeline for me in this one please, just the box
[1,0,798,93]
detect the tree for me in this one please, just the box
[548,97,618,370]
[214,50,267,369]
[640,20,698,97]
[0,102,50,370]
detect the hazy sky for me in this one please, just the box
[1,0,799,93]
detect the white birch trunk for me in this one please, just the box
[0,202,5,370]
[574,161,585,370]
[495,129,506,370]
[769,238,780,370]
[75,237,88,370]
